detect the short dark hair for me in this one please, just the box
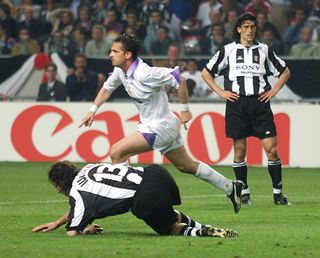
[233,12,257,40]
[45,63,57,72]
[48,161,78,194]
[114,34,140,60]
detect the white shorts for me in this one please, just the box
[137,123,184,155]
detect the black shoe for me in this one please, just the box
[274,193,291,205]
[228,180,244,214]
[201,226,238,238]
[242,193,252,205]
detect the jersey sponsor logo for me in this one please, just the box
[235,64,261,75]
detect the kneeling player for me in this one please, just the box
[32,161,238,238]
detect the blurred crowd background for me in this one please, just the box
[1,0,320,101]
[1,0,320,59]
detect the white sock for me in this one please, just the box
[195,162,233,195]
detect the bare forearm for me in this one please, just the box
[273,67,291,94]
[56,212,69,227]
[201,69,223,95]
[93,87,112,108]
[177,78,189,104]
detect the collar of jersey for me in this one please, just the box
[126,58,140,77]
[235,39,260,49]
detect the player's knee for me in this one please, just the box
[109,145,124,163]
[265,147,279,160]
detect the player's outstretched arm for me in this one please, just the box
[32,212,69,233]
[79,88,113,128]
[177,77,192,127]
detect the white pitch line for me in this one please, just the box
[0,200,67,206]
[0,194,273,206]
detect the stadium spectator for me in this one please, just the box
[39,0,59,25]
[11,27,39,56]
[32,161,238,238]
[113,0,133,21]
[85,24,112,57]
[103,7,125,42]
[66,53,97,101]
[43,30,73,58]
[16,0,41,21]
[200,23,231,55]
[79,34,244,214]
[123,9,146,42]
[0,93,8,100]
[0,2,18,38]
[196,0,222,28]
[282,8,307,50]
[244,0,272,16]
[71,26,87,54]
[0,23,15,54]
[256,11,282,41]
[18,5,43,39]
[268,0,291,34]
[150,25,173,55]
[289,25,320,58]
[219,0,244,22]
[74,5,93,38]
[143,9,177,54]
[37,63,67,101]
[308,0,320,25]
[62,0,91,20]
[50,8,74,37]
[169,0,193,42]
[38,0,56,38]
[96,72,106,94]
[137,0,171,26]
[260,28,285,55]
[91,0,113,24]
[181,59,214,98]
[200,9,223,39]
[224,9,238,40]
[201,12,291,206]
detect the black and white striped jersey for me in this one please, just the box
[205,40,287,96]
[66,163,145,232]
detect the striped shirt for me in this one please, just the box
[205,40,287,96]
[66,163,144,232]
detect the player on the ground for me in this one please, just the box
[201,12,291,205]
[79,34,243,213]
[32,161,238,238]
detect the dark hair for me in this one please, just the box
[48,161,78,194]
[233,12,257,40]
[114,34,140,60]
[0,3,10,16]
[45,63,57,71]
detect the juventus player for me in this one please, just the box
[79,34,243,213]
[201,12,291,205]
[32,161,238,238]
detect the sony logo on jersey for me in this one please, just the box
[235,64,260,71]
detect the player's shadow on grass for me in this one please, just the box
[100,231,167,237]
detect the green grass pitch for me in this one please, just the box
[0,162,319,258]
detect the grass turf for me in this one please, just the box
[0,162,319,258]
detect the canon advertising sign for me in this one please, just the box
[1,103,319,167]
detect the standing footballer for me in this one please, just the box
[201,12,291,205]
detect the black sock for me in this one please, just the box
[178,212,204,229]
[233,161,248,190]
[179,224,203,237]
[268,159,282,194]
